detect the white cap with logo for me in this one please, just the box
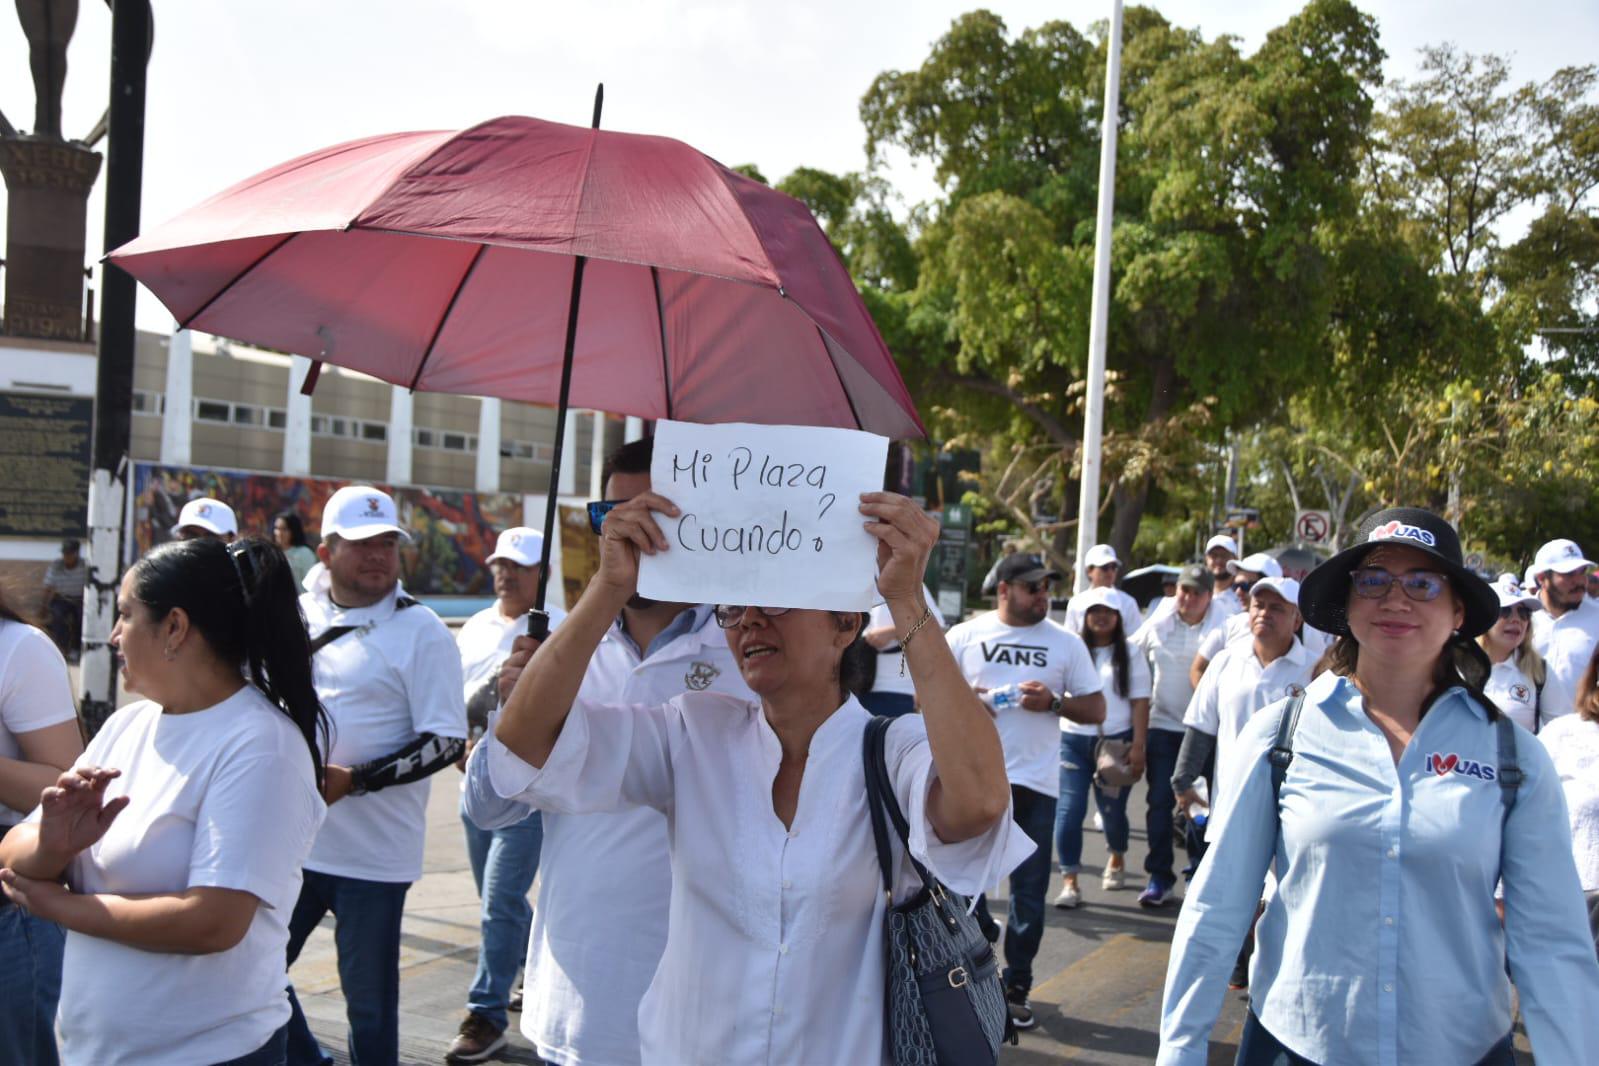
[1205,534,1239,556]
[1083,544,1120,568]
[1250,576,1301,607]
[172,498,238,537]
[1532,539,1594,577]
[1490,575,1541,612]
[486,527,544,568]
[321,486,409,541]
[1228,552,1283,579]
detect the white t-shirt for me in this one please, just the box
[1133,605,1230,734]
[1183,639,1315,836]
[944,612,1103,796]
[0,620,78,825]
[1538,713,1599,892]
[1068,642,1152,736]
[866,586,945,698]
[1485,656,1541,733]
[1532,596,1599,721]
[457,603,567,719]
[487,694,1032,1066]
[510,614,752,1066]
[1063,586,1143,639]
[301,581,466,883]
[42,688,324,1066]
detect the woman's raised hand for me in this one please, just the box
[859,492,940,609]
[594,492,679,598]
[36,766,129,860]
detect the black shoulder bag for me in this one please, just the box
[863,715,1013,1066]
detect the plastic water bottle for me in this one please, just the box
[1187,802,1208,831]
[988,684,1021,711]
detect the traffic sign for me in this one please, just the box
[1225,508,1261,529]
[1294,510,1332,545]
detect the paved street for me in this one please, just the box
[292,773,1253,1066]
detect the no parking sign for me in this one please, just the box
[1294,510,1332,545]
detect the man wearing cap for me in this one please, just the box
[1064,544,1143,635]
[1188,552,1284,687]
[283,486,468,1066]
[1131,565,1229,907]
[1203,535,1242,613]
[447,527,566,1062]
[42,538,87,661]
[172,497,238,542]
[945,552,1106,1030]
[463,438,757,1066]
[1529,539,1599,721]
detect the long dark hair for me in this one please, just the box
[835,611,876,699]
[274,511,309,548]
[1079,608,1131,698]
[130,536,330,786]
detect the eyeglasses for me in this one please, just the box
[713,604,793,629]
[1350,568,1448,602]
[1498,605,1532,621]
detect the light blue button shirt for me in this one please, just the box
[1159,671,1599,1066]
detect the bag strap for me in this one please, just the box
[1268,693,1308,806]
[862,715,938,898]
[1494,712,1522,826]
[309,595,421,656]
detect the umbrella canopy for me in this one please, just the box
[109,115,924,439]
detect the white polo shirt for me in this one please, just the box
[1063,586,1143,638]
[865,586,945,698]
[1485,656,1540,733]
[301,578,466,883]
[458,602,568,710]
[1183,638,1315,835]
[1133,604,1231,733]
[944,612,1102,797]
[1532,596,1599,720]
[0,619,78,826]
[482,609,754,1066]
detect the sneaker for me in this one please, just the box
[1228,961,1250,991]
[1053,879,1081,909]
[445,1012,507,1064]
[1138,877,1173,908]
[1005,986,1038,1031]
[1102,864,1126,891]
[509,978,523,1013]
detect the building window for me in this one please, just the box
[267,409,287,429]
[414,428,435,447]
[232,405,260,426]
[132,390,167,415]
[442,432,468,451]
[310,415,328,434]
[196,400,230,423]
[361,422,387,442]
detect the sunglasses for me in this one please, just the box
[587,500,622,535]
[1350,568,1448,602]
[1498,605,1532,621]
[713,604,793,629]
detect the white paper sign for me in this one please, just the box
[637,419,889,610]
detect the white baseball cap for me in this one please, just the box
[1250,576,1300,608]
[1490,575,1541,613]
[1084,544,1120,568]
[1228,552,1283,579]
[321,485,409,541]
[1532,539,1594,577]
[1078,585,1122,612]
[485,527,544,568]
[1205,534,1239,556]
[172,498,237,537]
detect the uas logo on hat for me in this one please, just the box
[365,496,383,516]
[198,503,212,517]
[1368,520,1437,548]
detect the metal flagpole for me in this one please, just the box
[1073,0,1124,593]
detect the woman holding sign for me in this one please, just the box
[486,488,1029,1064]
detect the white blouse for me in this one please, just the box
[486,692,1031,1065]
[1485,657,1540,733]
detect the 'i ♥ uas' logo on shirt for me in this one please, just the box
[1424,751,1497,781]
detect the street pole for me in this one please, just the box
[79,0,151,735]
[1073,0,1124,593]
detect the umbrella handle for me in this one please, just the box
[525,609,551,641]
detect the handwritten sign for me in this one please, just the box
[637,420,889,610]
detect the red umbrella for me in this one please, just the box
[109,103,924,627]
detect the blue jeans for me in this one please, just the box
[1143,728,1185,883]
[461,806,543,1031]
[0,902,64,1066]
[1055,729,1133,874]
[283,870,410,1066]
[997,785,1055,995]
[212,1022,288,1066]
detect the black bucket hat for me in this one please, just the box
[1297,507,1500,639]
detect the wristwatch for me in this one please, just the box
[1048,693,1064,714]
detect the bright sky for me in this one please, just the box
[3,0,1594,334]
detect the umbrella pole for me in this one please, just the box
[527,84,604,640]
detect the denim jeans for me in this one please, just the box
[212,1022,289,1066]
[996,785,1055,995]
[1143,728,1186,884]
[283,870,410,1066]
[461,805,543,1031]
[1055,729,1133,874]
[0,901,64,1066]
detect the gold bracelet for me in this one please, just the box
[897,606,935,677]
